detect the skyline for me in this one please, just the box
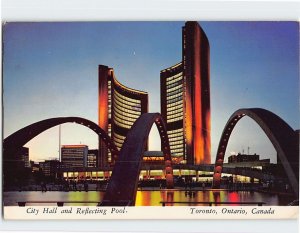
[3,21,299,163]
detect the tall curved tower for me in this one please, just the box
[98,65,148,166]
[161,21,211,165]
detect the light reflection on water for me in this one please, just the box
[3,190,291,206]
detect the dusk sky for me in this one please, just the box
[3,21,299,163]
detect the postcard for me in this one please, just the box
[2,21,299,220]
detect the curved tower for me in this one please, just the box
[161,21,211,165]
[98,65,148,166]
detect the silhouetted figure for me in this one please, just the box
[73,180,77,191]
[84,181,88,192]
[202,182,205,190]
[41,182,47,192]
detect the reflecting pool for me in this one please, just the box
[3,190,295,206]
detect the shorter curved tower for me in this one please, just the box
[98,65,148,166]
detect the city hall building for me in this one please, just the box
[98,65,148,166]
[160,21,211,165]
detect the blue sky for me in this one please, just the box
[3,21,299,163]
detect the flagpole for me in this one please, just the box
[59,125,61,162]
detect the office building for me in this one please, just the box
[98,65,148,166]
[40,159,60,177]
[228,153,260,163]
[87,149,98,167]
[61,145,88,168]
[160,21,211,165]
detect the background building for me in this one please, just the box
[21,147,30,168]
[30,160,41,173]
[87,149,98,167]
[98,65,148,166]
[161,21,211,165]
[228,153,260,163]
[142,151,183,165]
[61,145,88,168]
[40,159,60,177]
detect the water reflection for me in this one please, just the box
[3,190,293,206]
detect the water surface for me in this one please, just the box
[3,190,293,206]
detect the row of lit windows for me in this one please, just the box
[168,116,183,123]
[108,124,112,137]
[62,158,84,162]
[167,107,183,116]
[168,128,183,134]
[114,93,141,110]
[168,118,183,124]
[63,164,84,168]
[114,87,141,104]
[168,132,184,140]
[113,105,139,123]
[113,112,135,127]
[114,89,141,104]
[169,140,183,147]
[167,111,183,119]
[113,117,133,129]
[114,132,126,141]
[62,149,85,152]
[167,101,183,111]
[170,144,184,149]
[113,103,140,120]
[169,135,183,142]
[114,90,141,106]
[113,135,125,145]
[167,99,183,108]
[166,82,183,93]
[166,72,183,85]
[113,132,127,148]
[166,87,183,98]
[108,81,112,102]
[113,101,141,118]
[167,113,183,121]
[108,124,111,159]
[62,157,84,161]
[171,148,184,153]
[166,91,182,101]
[166,77,183,89]
[172,153,184,157]
[166,80,183,91]
[63,161,84,164]
[113,92,142,112]
[112,117,135,130]
[168,130,183,138]
[167,96,183,105]
[167,111,183,120]
[114,140,123,149]
[61,153,85,157]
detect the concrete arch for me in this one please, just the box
[3,117,119,161]
[101,113,174,206]
[212,108,299,196]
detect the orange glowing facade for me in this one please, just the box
[98,65,148,166]
[161,21,211,165]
